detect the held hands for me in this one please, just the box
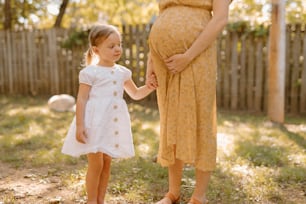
[76,126,87,144]
[146,72,158,90]
[164,53,191,74]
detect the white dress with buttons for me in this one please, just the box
[62,64,135,158]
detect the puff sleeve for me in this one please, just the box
[79,68,94,86]
[123,67,132,82]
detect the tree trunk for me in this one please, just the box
[4,0,12,30]
[53,0,69,28]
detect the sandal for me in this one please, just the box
[158,192,180,204]
[188,197,209,204]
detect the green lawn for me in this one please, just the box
[0,96,305,204]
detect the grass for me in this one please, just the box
[0,95,305,204]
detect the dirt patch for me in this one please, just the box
[0,162,132,204]
[0,162,85,204]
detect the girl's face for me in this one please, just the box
[93,32,122,67]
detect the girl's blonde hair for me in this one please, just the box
[84,24,120,66]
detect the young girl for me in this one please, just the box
[62,24,157,204]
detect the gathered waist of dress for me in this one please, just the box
[160,3,212,13]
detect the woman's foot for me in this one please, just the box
[187,197,208,204]
[156,192,180,204]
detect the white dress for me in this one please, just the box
[62,64,135,158]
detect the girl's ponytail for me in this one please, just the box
[84,48,92,66]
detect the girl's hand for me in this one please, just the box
[76,126,87,144]
[164,53,191,74]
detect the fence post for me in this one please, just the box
[268,0,286,123]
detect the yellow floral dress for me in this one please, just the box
[149,0,217,171]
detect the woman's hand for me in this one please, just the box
[164,53,191,74]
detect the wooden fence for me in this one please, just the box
[0,24,305,114]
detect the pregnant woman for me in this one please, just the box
[146,1,232,203]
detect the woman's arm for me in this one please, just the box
[145,52,157,89]
[75,83,91,144]
[165,0,231,73]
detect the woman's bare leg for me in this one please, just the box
[189,169,211,203]
[156,159,184,204]
[97,154,112,204]
[86,152,104,204]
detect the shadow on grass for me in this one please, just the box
[235,141,289,167]
[0,96,79,168]
[279,125,306,150]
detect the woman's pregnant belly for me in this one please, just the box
[149,6,211,58]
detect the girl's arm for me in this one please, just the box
[75,83,91,144]
[165,0,231,73]
[124,78,155,101]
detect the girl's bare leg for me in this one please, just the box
[97,154,112,204]
[86,152,104,204]
[156,159,184,204]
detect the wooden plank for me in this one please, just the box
[0,31,5,93]
[230,31,239,110]
[285,25,291,113]
[6,30,14,94]
[34,30,42,94]
[247,36,255,110]
[140,24,147,85]
[129,24,135,73]
[11,32,18,93]
[290,24,301,114]
[72,46,83,96]
[239,35,247,110]
[21,31,29,94]
[60,29,69,94]
[16,32,23,94]
[49,29,60,94]
[263,36,269,113]
[121,24,128,66]
[41,29,49,94]
[27,30,35,95]
[216,34,223,108]
[300,27,306,113]
[32,30,40,95]
[254,37,264,112]
[56,29,64,94]
[223,31,231,109]
[134,24,141,86]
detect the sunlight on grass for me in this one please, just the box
[217,133,235,156]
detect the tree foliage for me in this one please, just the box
[1,0,51,30]
[1,0,305,30]
[229,0,306,25]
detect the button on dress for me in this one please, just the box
[149,0,217,171]
[62,64,135,158]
